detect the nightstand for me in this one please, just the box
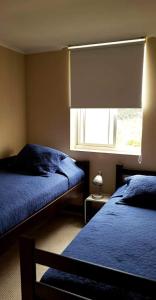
[84,194,110,223]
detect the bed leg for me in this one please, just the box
[19,236,36,300]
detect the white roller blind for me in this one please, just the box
[69,41,144,108]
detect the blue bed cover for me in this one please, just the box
[41,187,156,299]
[0,158,84,235]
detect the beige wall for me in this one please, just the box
[26,38,156,194]
[1,38,156,193]
[141,38,156,168]
[26,49,69,154]
[0,46,26,157]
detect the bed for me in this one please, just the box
[20,164,156,300]
[0,144,89,254]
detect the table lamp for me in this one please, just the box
[92,171,103,199]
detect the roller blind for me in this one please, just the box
[69,41,145,108]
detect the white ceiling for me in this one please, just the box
[0,0,156,54]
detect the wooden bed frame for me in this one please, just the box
[0,160,89,254]
[20,164,156,300]
[116,164,156,188]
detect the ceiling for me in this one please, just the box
[0,0,156,54]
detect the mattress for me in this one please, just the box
[41,186,156,299]
[0,157,84,235]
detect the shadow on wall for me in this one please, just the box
[0,147,15,158]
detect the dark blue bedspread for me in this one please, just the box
[0,171,68,235]
[0,158,84,235]
[58,157,85,188]
[41,189,156,299]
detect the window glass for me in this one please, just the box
[116,109,142,150]
[70,108,142,155]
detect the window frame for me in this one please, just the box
[77,109,117,148]
[70,108,142,156]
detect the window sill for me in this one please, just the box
[70,145,141,156]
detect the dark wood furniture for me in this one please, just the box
[20,237,156,300]
[84,194,110,223]
[0,160,89,254]
[116,164,156,188]
[19,164,156,300]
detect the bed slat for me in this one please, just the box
[35,282,89,300]
[20,237,156,300]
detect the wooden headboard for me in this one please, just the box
[116,164,156,189]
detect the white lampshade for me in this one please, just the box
[92,171,103,199]
[92,172,103,186]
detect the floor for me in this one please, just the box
[0,212,83,300]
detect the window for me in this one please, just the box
[70,108,142,155]
[69,39,145,155]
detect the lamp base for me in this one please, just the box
[92,193,103,199]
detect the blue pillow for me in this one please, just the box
[57,157,85,188]
[11,144,67,176]
[117,175,156,208]
[0,156,17,170]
